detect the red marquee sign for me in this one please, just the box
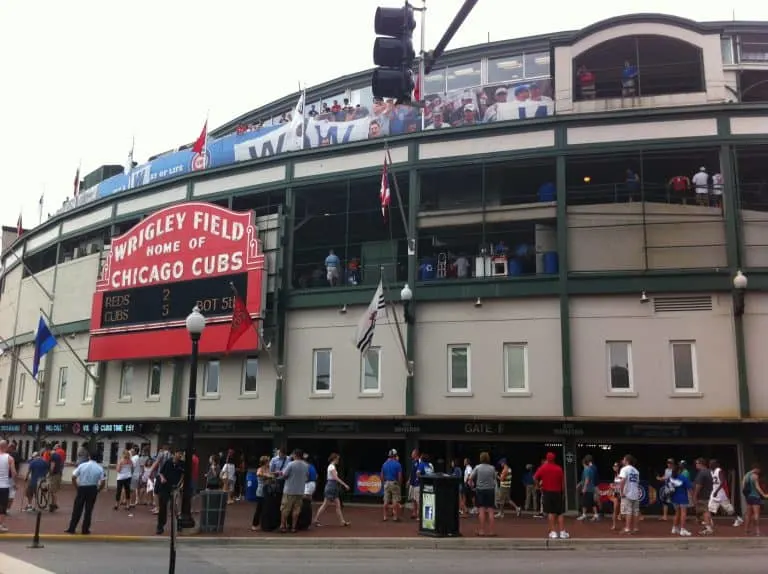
[88,202,266,362]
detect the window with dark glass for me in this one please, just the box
[446,62,482,91]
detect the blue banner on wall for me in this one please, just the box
[59,76,554,215]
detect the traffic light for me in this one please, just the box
[372,4,416,102]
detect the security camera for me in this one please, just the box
[640,290,650,304]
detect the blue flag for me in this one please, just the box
[32,316,57,378]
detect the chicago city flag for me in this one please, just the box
[354,280,386,353]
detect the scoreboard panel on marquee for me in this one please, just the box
[99,273,248,328]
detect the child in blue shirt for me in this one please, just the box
[669,464,693,537]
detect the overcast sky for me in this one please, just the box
[1,1,767,230]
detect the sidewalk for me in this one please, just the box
[0,487,758,543]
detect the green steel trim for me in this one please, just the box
[186,180,194,200]
[555,151,572,417]
[92,362,106,419]
[275,189,295,417]
[169,358,184,418]
[405,166,419,417]
[228,182,289,198]
[2,319,91,348]
[717,115,732,136]
[720,144,750,418]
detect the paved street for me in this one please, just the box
[2,545,768,574]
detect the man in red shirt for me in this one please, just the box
[534,452,569,539]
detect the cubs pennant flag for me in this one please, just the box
[355,280,386,353]
[226,289,254,354]
[192,120,208,154]
[380,159,391,219]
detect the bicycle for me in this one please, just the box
[35,475,51,511]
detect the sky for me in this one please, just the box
[1,0,767,231]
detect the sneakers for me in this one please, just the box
[494,512,503,518]
[516,508,522,517]
[548,530,570,539]
[671,526,680,534]
[679,528,692,537]
[559,530,570,539]
[0,525,8,533]
[734,516,744,527]
[699,527,714,536]
[577,514,587,521]
[548,530,558,539]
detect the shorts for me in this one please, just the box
[708,499,734,515]
[383,481,401,504]
[280,494,303,516]
[9,483,15,500]
[326,266,339,282]
[408,485,420,503]
[542,491,564,516]
[304,481,316,497]
[581,491,596,509]
[131,477,140,491]
[25,483,36,500]
[746,496,762,506]
[497,486,511,505]
[475,488,495,509]
[49,474,62,493]
[695,500,709,514]
[324,481,340,501]
[621,498,640,517]
[0,488,8,515]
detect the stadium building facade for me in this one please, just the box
[2,13,768,509]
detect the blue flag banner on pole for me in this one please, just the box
[32,316,57,378]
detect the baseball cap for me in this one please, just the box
[464,103,476,112]
[514,85,530,96]
[495,87,508,95]
[31,451,39,458]
[388,449,398,457]
[546,452,556,462]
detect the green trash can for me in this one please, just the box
[199,490,228,533]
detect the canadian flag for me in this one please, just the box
[380,159,391,219]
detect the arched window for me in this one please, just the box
[573,35,704,101]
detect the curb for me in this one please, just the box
[1,534,766,550]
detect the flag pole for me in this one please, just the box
[0,334,37,381]
[37,307,98,384]
[9,252,54,302]
[378,267,411,376]
[384,145,413,254]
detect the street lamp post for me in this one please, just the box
[400,283,413,324]
[733,270,748,316]
[179,306,206,530]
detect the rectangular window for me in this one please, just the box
[242,358,258,395]
[671,341,698,392]
[361,348,381,393]
[721,37,734,64]
[424,68,446,95]
[607,342,633,392]
[312,349,332,394]
[488,55,524,84]
[57,367,68,403]
[448,345,471,392]
[503,343,529,392]
[70,441,79,463]
[83,363,97,403]
[35,370,44,405]
[148,361,161,398]
[524,52,551,79]
[446,61,482,91]
[16,373,25,407]
[119,363,133,400]
[204,360,220,396]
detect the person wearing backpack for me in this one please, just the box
[741,463,768,536]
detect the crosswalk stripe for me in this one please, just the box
[0,552,56,574]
